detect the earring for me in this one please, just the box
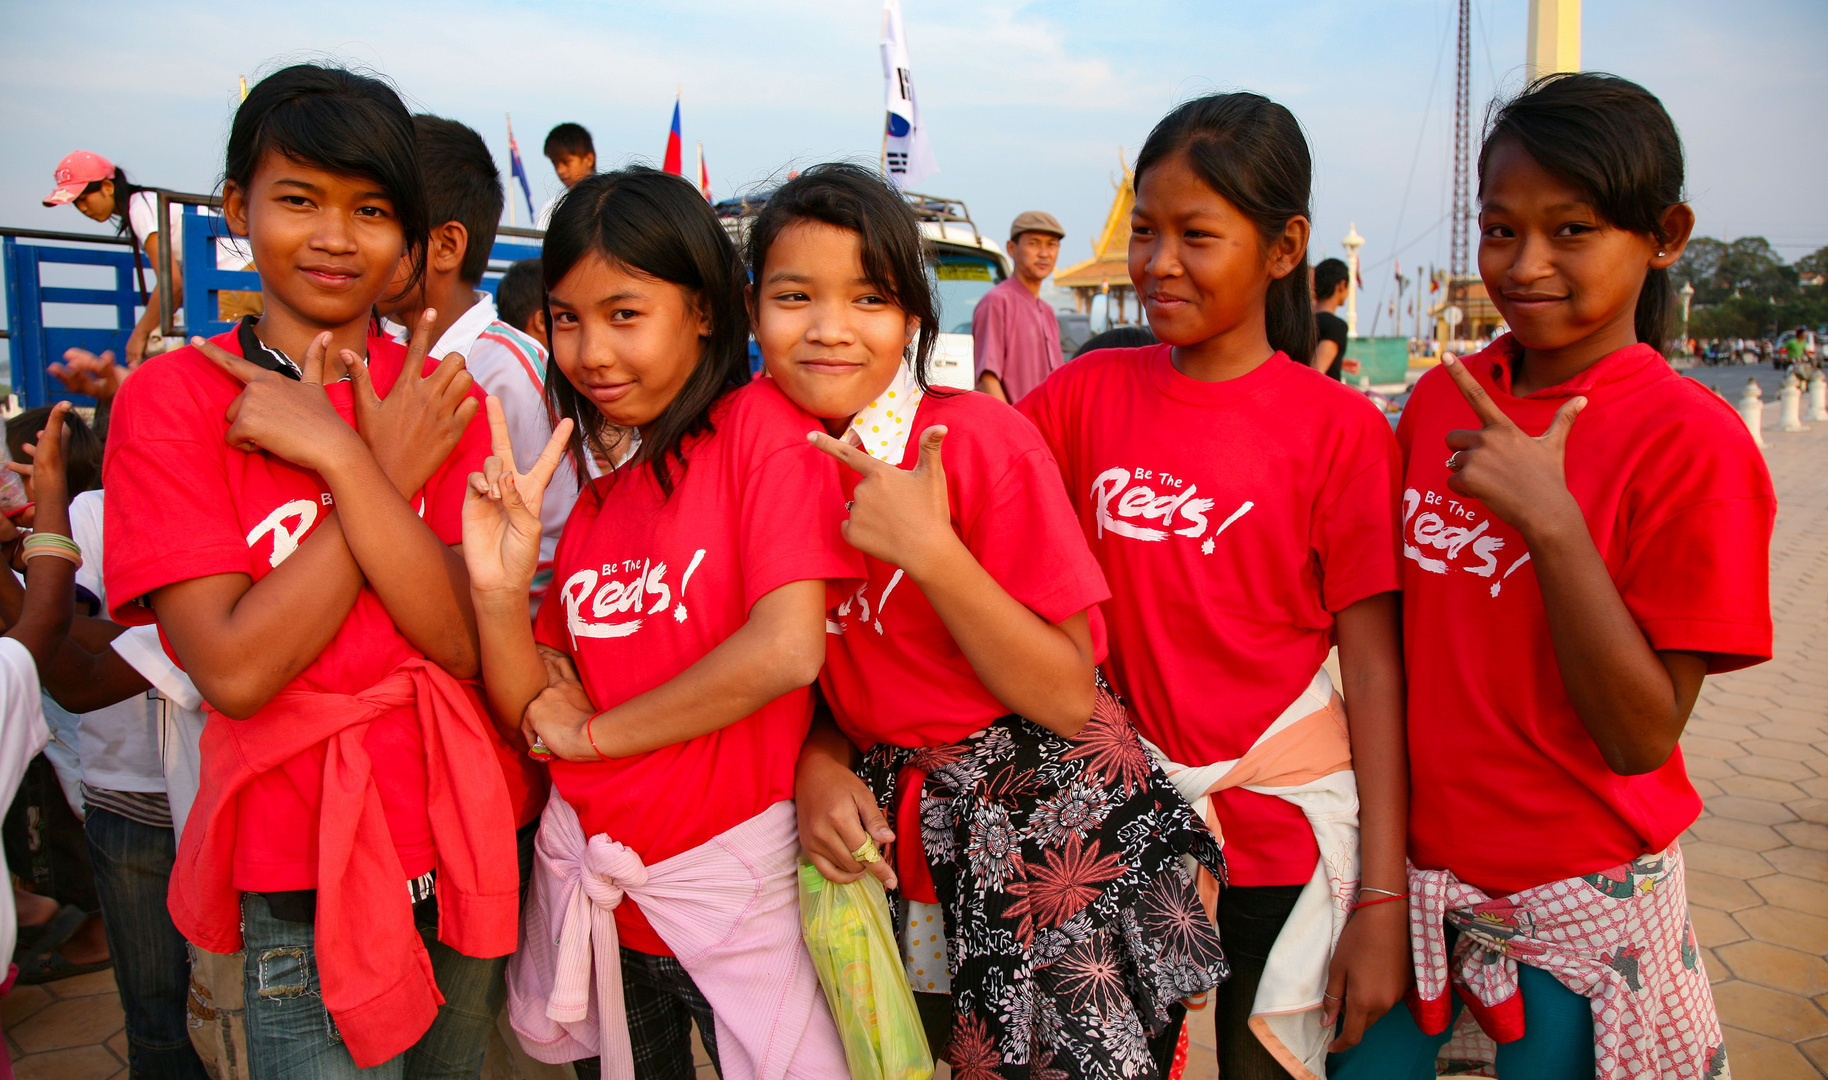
[1657,251,1666,257]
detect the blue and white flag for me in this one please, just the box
[881,0,938,190]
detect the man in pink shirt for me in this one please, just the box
[972,211,1065,403]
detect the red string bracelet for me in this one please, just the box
[1351,893,1408,912]
[586,714,610,761]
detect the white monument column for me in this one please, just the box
[1527,0,1581,81]
[1342,223,1364,338]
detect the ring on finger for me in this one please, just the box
[851,839,882,865]
[529,734,552,758]
[1445,450,1467,471]
[1322,992,1342,1001]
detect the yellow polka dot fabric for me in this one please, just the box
[848,362,925,465]
[900,898,950,993]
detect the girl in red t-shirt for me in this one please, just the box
[462,168,856,1077]
[1019,94,1413,1078]
[765,164,1226,1080]
[101,65,523,1076]
[1332,75,1772,1080]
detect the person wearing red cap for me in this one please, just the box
[44,151,254,370]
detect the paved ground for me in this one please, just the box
[6,363,1823,1079]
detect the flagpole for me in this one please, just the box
[505,113,518,227]
[879,121,889,176]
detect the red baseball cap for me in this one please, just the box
[43,151,114,207]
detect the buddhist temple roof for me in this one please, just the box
[1055,158,1135,291]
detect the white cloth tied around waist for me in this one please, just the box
[1146,667,1359,1080]
[506,794,848,1080]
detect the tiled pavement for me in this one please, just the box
[7,363,1824,1079]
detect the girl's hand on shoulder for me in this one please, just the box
[808,425,958,576]
[795,742,897,891]
[1323,897,1412,1052]
[1441,355,1586,540]
[461,398,574,600]
[195,334,363,475]
[348,309,481,497]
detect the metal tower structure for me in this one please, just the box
[1449,0,1472,310]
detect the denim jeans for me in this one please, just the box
[241,889,519,1078]
[85,805,210,1080]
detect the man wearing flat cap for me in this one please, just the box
[972,210,1065,404]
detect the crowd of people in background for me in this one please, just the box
[0,59,1776,1080]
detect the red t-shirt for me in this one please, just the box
[1399,338,1775,895]
[1022,346,1403,886]
[533,378,862,954]
[102,327,497,892]
[820,390,1110,749]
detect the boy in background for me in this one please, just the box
[495,259,548,352]
[536,122,595,229]
[379,115,578,608]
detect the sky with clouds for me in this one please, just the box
[2,0,1824,329]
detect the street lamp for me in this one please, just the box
[1342,223,1364,338]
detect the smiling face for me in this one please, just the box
[1478,138,1683,361]
[223,149,406,332]
[1129,150,1300,350]
[755,221,915,434]
[547,251,710,430]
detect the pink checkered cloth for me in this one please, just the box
[1406,843,1729,1079]
[506,794,848,1080]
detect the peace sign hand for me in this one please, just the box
[807,425,959,575]
[195,332,364,474]
[461,397,575,599]
[1441,354,1586,538]
[346,309,480,497]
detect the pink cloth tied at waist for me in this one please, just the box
[508,794,848,1080]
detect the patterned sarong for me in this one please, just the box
[859,691,1229,1080]
[1408,843,1730,1080]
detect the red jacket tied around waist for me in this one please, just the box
[169,658,520,1067]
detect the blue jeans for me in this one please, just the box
[240,821,538,1080]
[84,805,210,1080]
[1328,955,1595,1079]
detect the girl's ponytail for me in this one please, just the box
[1480,73,1685,354]
[1135,93,1316,366]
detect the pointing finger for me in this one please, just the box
[192,336,266,386]
[807,430,884,477]
[1541,395,1586,451]
[1441,354,1515,431]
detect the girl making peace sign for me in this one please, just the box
[1331,73,1775,1079]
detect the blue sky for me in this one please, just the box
[2,0,1823,328]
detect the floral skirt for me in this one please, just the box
[858,691,1229,1080]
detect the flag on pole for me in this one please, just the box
[695,142,712,202]
[663,91,684,176]
[506,114,536,225]
[880,0,937,189]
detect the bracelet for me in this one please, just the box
[21,533,81,569]
[585,712,609,761]
[1351,893,1408,912]
[1358,886,1406,899]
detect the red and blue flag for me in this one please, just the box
[663,95,683,176]
[506,115,535,223]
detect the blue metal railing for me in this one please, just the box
[3,208,545,408]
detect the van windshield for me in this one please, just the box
[934,251,1003,334]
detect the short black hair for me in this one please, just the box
[413,115,503,284]
[8,407,101,495]
[544,123,594,160]
[496,259,544,334]
[1480,72,1685,352]
[1314,258,1349,300]
[745,163,942,393]
[1074,325,1158,359]
[226,64,428,297]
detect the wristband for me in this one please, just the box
[1350,893,1408,912]
[586,712,609,761]
[1358,886,1405,899]
[21,533,81,569]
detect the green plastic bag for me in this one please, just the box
[797,862,934,1080]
